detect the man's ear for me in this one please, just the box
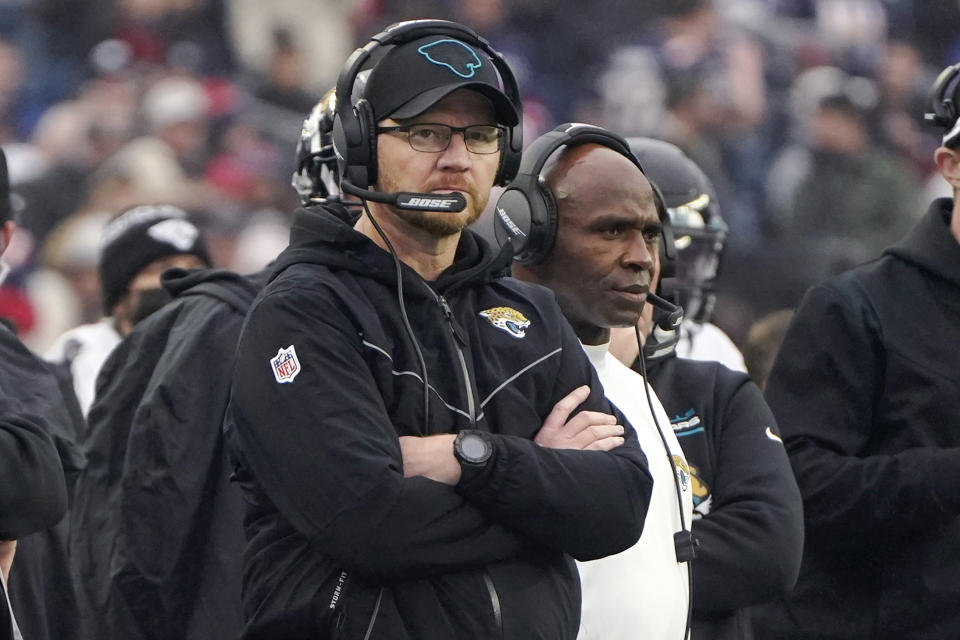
[0,220,14,257]
[934,146,960,189]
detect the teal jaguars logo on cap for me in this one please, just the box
[417,39,482,78]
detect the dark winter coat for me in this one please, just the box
[756,199,960,639]
[0,321,72,640]
[70,267,266,640]
[639,349,803,639]
[225,204,654,639]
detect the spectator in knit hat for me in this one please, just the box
[45,204,211,416]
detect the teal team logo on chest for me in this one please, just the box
[671,408,703,434]
[418,40,483,78]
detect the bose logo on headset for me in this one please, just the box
[397,195,459,210]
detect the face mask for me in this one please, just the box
[131,287,174,326]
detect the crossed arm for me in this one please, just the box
[231,291,651,578]
[400,385,627,484]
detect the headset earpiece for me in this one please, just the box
[925,63,960,129]
[497,121,524,186]
[494,172,558,264]
[494,123,646,265]
[354,98,378,186]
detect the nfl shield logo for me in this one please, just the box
[270,345,301,383]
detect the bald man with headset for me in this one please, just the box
[499,123,695,640]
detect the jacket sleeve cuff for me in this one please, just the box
[455,434,503,499]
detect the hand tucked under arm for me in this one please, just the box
[534,385,625,451]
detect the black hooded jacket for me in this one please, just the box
[225,204,654,640]
[635,342,803,640]
[0,321,73,640]
[70,267,267,640]
[757,199,960,639]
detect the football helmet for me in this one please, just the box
[291,88,340,204]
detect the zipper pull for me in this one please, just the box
[438,296,467,346]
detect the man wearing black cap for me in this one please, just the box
[0,148,70,640]
[45,204,211,416]
[226,20,653,639]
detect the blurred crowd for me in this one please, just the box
[0,0,957,353]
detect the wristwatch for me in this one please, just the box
[453,430,494,467]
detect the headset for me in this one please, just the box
[332,19,524,212]
[495,123,694,637]
[493,122,675,265]
[925,62,960,147]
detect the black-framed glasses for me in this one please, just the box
[377,123,503,154]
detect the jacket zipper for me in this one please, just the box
[436,294,478,427]
[482,570,504,638]
[433,292,496,634]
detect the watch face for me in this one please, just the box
[457,432,493,465]
[460,434,490,461]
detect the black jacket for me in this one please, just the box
[225,204,653,640]
[638,349,803,640]
[0,321,71,640]
[756,199,960,639]
[70,268,266,640]
[6,355,85,640]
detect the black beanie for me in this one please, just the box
[98,204,211,313]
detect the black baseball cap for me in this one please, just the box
[364,35,519,126]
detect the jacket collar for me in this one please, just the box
[884,199,960,285]
[277,203,513,295]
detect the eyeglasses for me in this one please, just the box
[377,123,503,154]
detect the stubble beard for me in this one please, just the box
[391,201,485,237]
[376,169,489,238]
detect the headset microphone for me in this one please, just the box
[636,293,697,601]
[642,292,683,360]
[339,180,467,212]
[645,292,683,326]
